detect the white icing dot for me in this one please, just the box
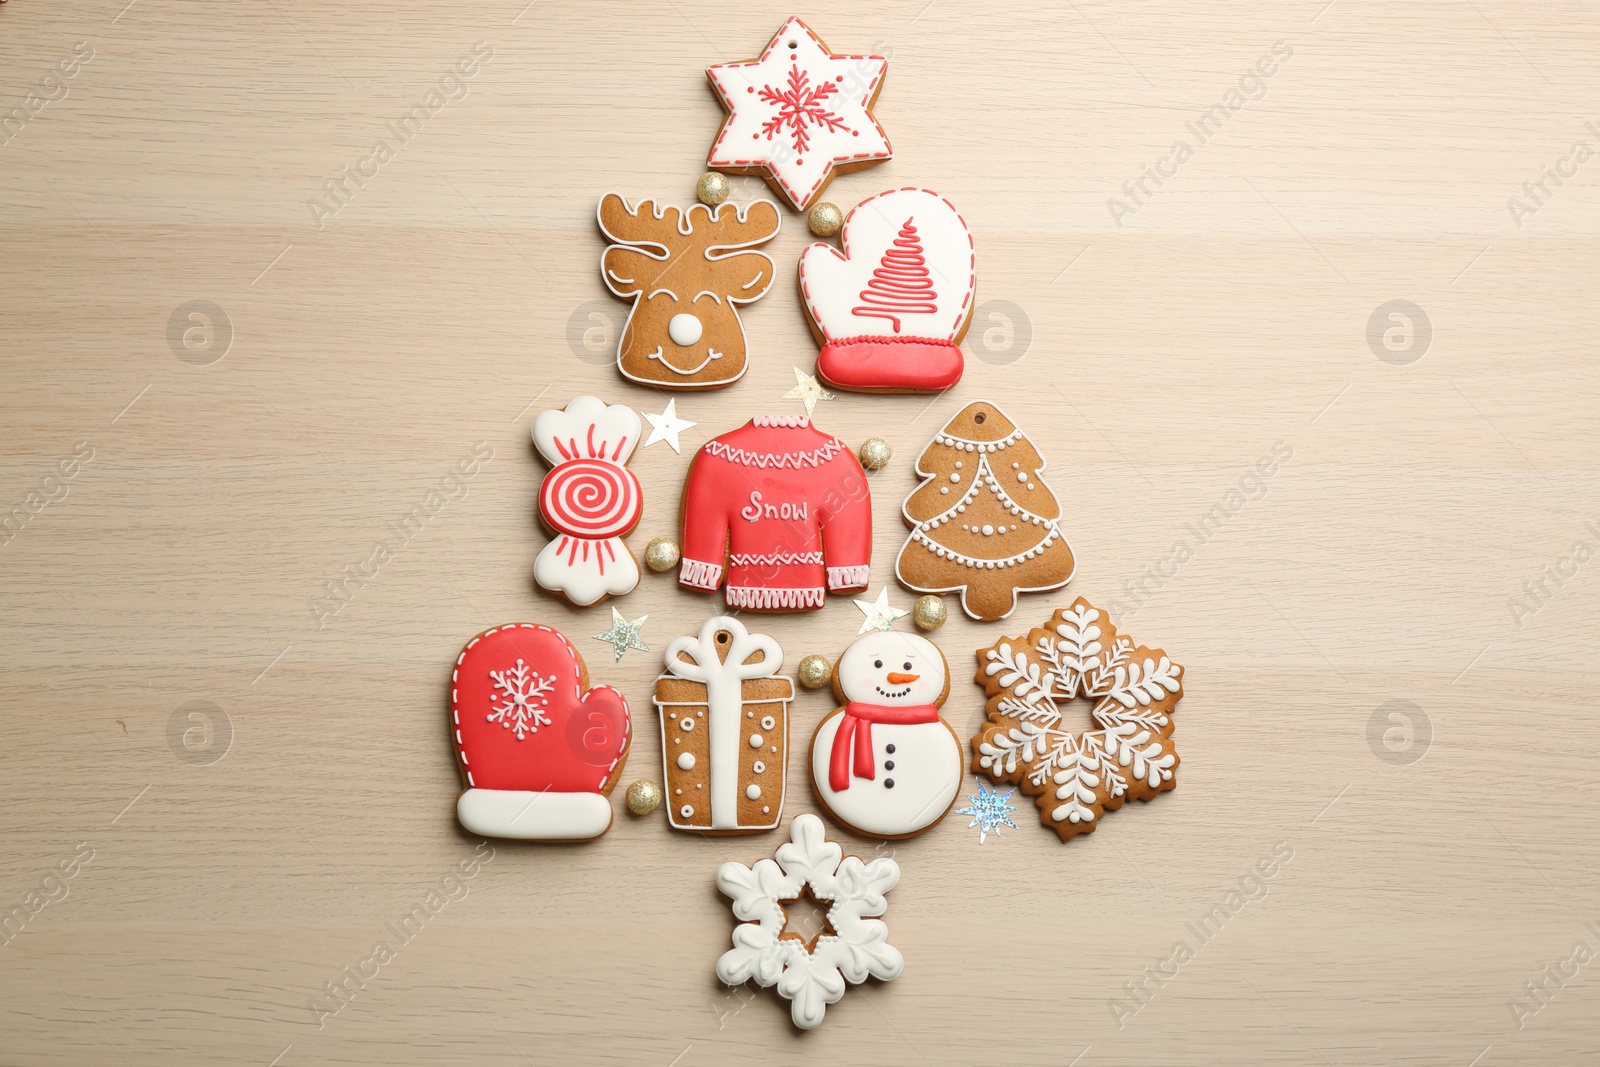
[1012,462,1020,469]
[680,804,694,818]
[982,524,995,536]
[1016,470,1028,482]
[668,312,702,346]
[747,711,754,718]
[939,487,949,495]
[753,761,765,773]
[673,737,680,744]
[1027,483,1035,491]
[954,461,963,468]
[679,717,695,731]
[677,752,696,770]
[770,745,778,752]
[746,784,761,800]
[760,715,776,730]
[749,734,763,747]
[675,788,682,795]
[1011,524,1019,531]
[949,473,960,483]
[762,806,770,814]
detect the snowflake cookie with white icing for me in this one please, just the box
[705,17,892,211]
[971,598,1183,842]
[715,813,902,1029]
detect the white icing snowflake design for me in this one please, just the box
[973,597,1183,841]
[485,658,555,741]
[714,814,902,1029]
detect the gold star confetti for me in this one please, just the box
[782,366,835,419]
[853,586,909,635]
[593,607,649,663]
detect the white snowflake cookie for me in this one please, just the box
[714,814,902,1029]
[971,597,1184,842]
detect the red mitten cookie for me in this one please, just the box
[451,624,631,841]
[799,187,975,393]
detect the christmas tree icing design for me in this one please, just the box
[758,64,852,156]
[894,401,1075,621]
[851,218,938,333]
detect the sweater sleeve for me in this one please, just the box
[678,450,730,592]
[817,444,872,591]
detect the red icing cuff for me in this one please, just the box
[827,564,870,591]
[679,558,722,591]
[816,337,964,393]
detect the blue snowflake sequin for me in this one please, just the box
[955,784,1019,844]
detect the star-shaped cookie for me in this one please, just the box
[706,17,891,211]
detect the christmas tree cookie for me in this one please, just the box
[894,401,1075,621]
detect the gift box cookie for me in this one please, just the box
[655,617,794,833]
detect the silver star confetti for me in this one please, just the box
[593,607,649,663]
[955,785,1019,844]
[853,586,908,635]
[782,366,834,419]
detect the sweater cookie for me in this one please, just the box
[678,416,872,611]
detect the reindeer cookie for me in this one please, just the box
[597,193,781,391]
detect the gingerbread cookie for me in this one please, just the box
[715,813,902,1030]
[894,400,1076,621]
[450,623,631,841]
[798,187,975,393]
[531,395,643,606]
[705,17,892,211]
[678,415,871,611]
[598,193,780,390]
[808,630,962,839]
[655,616,794,834]
[971,597,1183,841]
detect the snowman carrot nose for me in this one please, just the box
[887,672,919,684]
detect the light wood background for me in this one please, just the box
[2,1,1597,1063]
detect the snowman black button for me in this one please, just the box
[885,744,896,754]
[884,779,895,788]
[884,761,894,770]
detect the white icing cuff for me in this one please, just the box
[827,565,870,591]
[679,558,723,590]
[456,789,613,841]
[725,585,826,610]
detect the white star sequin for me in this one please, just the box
[592,607,649,664]
[853,586,908,635]
[642,399,696,454]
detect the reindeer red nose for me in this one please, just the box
[887,672,918,684]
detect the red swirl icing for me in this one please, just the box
[540,459,642,539]
[851,218,938,333]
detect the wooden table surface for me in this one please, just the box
[3,1,1597,1064]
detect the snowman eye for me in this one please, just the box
[903,662,913,671]
[873,659,883,669]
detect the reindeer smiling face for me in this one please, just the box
[598,193,781,390]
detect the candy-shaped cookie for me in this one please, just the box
[655,616,794,834]
[705,17,892,212]
[798,187,976,393]
[531,395,643,606]
[808,630,962,839]
[894,400,1076,621]
[678,415,871,611]
[598,193,780,390]
[450,623,631,841]
[971,597,1183,842]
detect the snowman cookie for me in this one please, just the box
[808,631,962,839]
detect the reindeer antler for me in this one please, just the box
[598,194,695,253]
[696,200,782,253]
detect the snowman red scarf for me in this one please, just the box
[828,700,940,791]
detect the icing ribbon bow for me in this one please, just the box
[829,701,939,792]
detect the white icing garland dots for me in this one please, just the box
[933,427,1022,452]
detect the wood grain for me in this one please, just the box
[2,1,1597,1064]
